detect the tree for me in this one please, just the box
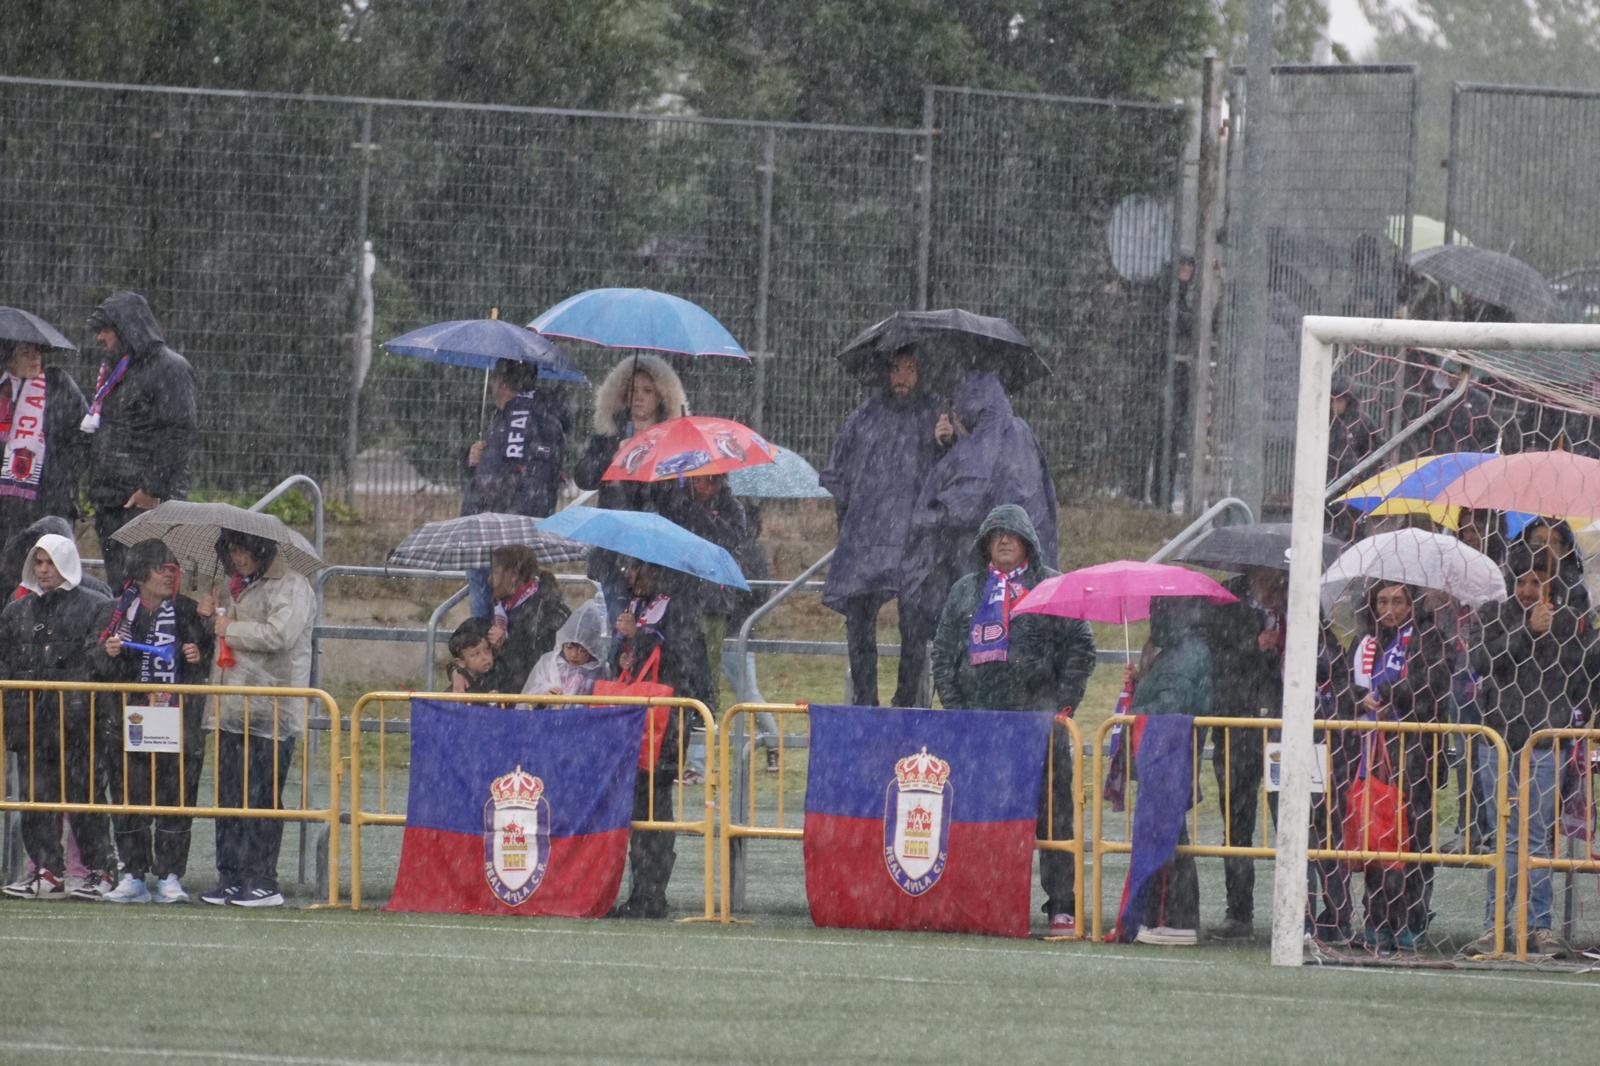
[1215,0,1332,65]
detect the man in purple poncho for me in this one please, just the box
[820,347,947,707]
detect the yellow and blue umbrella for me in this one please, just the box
[1335,452,1501,530]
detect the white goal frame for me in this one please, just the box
[1273,316,1600,966]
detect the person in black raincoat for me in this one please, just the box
[0,514,113,603]
[930,503,1096,932]
[900,369,1057,706]
[82,292,199,587]
[0,339,89,556]
[572,353,688,614]
[821,346,946,707]
[608,557,713,918]
[461,358,569,619]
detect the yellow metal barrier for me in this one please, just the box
[1090,715,1510,954]
[0,680,343,907]
[1514,727,1600,961]
[717,703,1087,935]
[348,692,717,920]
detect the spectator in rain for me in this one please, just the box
[91,540,213,904]
[0,514,112,603]
[573,354,687,613]
[1442,510,1498,852]
[821,345,945,708]
[1128,596,1213,946]
[461,358,569,620]
[930,503,1096,935]
[1516,519,1590,618]
[523,596,610,699]
[483,545,569,693]
[447,616,498,694]
[900,369,1057,707]
[0,339,89,561]
[1470,545,1600,956]
[82,292,199,587]
[201,530,315,908]
[1348,581,1449,954]
[1327,374,1378,539]
[608,557,713,918]
[1203,566,1288,941]
[0,533,114,901]
[1419,359,1498,457]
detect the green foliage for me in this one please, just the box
[188,486,357,527]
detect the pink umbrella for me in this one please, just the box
[1434,450,1600,519]
[1013,560,1238,658]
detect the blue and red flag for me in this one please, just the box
[387,699,645,918]
[1111,714,1196,942]
[803,704,1053,938]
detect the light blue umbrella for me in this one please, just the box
[727,446,830,499]
[538,506,748,589]
[384,318,588,382]
[528,288,748,359]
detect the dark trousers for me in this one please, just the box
[1359,739,1434,936]
[106,700,205,879]
[1038,719,1076,915]
[214,731,296,892]
[1141,826,1200,931]
[843,593,930,708]
[93,504,143,588]
[1212,727,1263,925]
[12,701,113,874]
[623,769,676,911]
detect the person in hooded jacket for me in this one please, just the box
[90,540,213,904]
[483,544,570,693]
[0,514,113,603]
[573,353,688,614]
[0,533,115,901]
[461,358,569,619]
[821,346,946,707]
[523,596,611,700]
[0,339,89,555]
[900,369,1057,707]
[82,292,199,587]
[930,503,1096,934]
[200,529,315,907]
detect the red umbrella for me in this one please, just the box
[601,415,778,482]
[1013,560,1237,658]
[1434,450,1600,519]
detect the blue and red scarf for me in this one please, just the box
[101,583,180,701]
[967,564,1027,665]
[79,355,131,434]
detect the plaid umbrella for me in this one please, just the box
[388,513,589,570]
[1409,245,1559,323]
[109,501,325,582]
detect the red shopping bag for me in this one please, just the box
[1341,731,1407,872]
[593,647,673,771]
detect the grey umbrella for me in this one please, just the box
[836,308,1050,390]
[1409,245,1559,323]
[388,513,589,570]
[109,501,325,581]
[1174,522,1343,574]
[0,307,77,352]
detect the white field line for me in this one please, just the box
[0,1040,433,1066]
[1170,986,1586,1024]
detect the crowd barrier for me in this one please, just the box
[716,703,1086,936]
[1515,727,1600,960]
[0,680,344,907]
[1089,715,1511,955]
[347,692,717,919]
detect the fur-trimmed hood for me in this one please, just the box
[591,353,689,435]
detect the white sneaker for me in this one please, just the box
[1135,925,1199,946]
[2,868,65,900]
[154,874,190,904]
[67,871,115,902]
[103,873,151,904]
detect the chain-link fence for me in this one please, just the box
[0,76,1188,513]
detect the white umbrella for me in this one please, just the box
[1320,528,1506,629]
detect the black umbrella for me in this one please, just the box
[1174,522,1343,574]
[836,308,1050,390]
[1408,245,1559,324]
[0,307,77,352]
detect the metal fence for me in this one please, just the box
[0,76,1187,506]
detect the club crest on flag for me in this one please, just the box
[483,766,550,906]
[882,747,952,896]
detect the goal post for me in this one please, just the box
[1273,315,1600,967]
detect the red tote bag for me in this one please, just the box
[1341,731,1407,872]
[593,647,674,771]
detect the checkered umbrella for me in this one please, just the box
[109,501,325,582]
[388,512,589,571]
[1409,245,1559,323]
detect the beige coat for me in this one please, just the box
[207,556,315,738]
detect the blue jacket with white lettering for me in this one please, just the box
[462,388,568,518]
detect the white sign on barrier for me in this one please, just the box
[124,704,182,754]
[1264,741,1325,794]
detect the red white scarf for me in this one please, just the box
[493,578,541,629]
[0,373,48,501]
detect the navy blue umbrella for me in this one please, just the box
[384,318,587,382]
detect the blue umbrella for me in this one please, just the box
[528,288,748,359]
[726,446,830,499]
[538,506,748,589]
[384,318,587,382]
